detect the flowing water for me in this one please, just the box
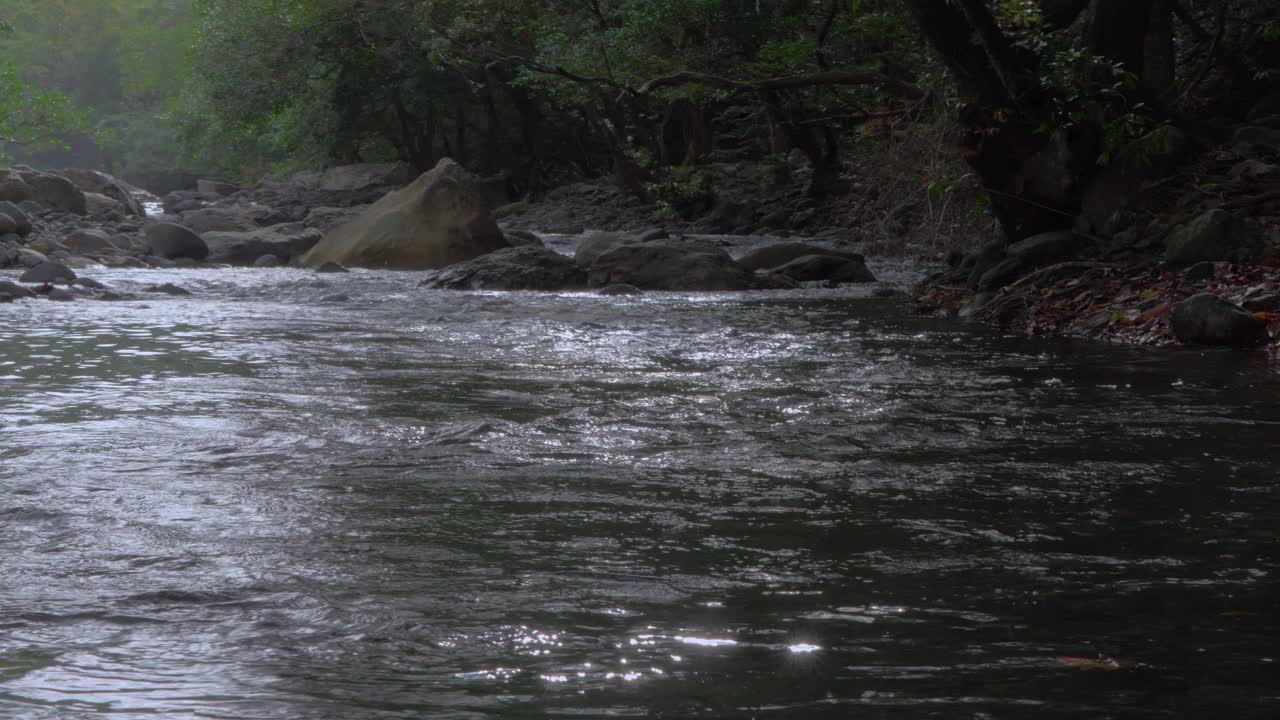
[1,261,1278,719]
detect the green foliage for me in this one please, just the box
[646,166,714,220]
[0,57,90,159]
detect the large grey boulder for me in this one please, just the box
[59,168,145,216]
[421,246,587,290]
[204,224,323,265]
[737,242,861,271]
[0,201,32,237]
[179,207,262,234]
[196,179,239,196]
[20,261,77,284]
[1171,293,1270,348]
[772,254,876,283]
[0,169,33,203]
[16,170,87,215]
[574,231,629,268]
[1165,210,1247,267]
[145,222,209,260]
[587,241,761,291]
[301,158,508,270]
[62,228,117,255]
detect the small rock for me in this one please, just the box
[19,261,76,284]
[144,283,192,296]
[315,261,349,273]
[74,277,106,290]
[0,280,35,299]
[1171,293,1269,348]
[46,287,77,301]
[320,293,351,303]
[254,254,283,267]
[1181,261,1217,284]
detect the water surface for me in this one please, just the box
[2,264,1278,718]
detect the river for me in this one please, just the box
[1,261,1277,718]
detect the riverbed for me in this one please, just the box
[2,262,1277,718]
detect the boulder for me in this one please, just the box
[301,158,508,270]
[772,254,876,283]
[58,168,144,216]
[978,231,1078,291]
[20,261,77,284]
[145,222,209,260]
[588,241,761,291]
[303,206,362,233]
[315,262,350,274]
[253,254,283,267]
[204,224,323,265]
[145,283,193,296]
[62,228,117,255]
[17,170,87,214]
[1232,126,1280,153]
[15,248,48,268]
[179,206,265,234]
[636,228,669,242]
[84,192,127,217]
[0,213,15,236]
[420,246,587,291]
[196,179,239,196]
[1171,293,1270,348]
[0,280,35,299]
[1166,210,1247,267]
[162,190,219,215]
[574,231,630,268]
[0,201,32,237]
[0,169,33,203]
[737,242,862,271]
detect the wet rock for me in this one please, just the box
[977,231,1077,291]
[635,228,669,242]
[588,241,760,291]
[302,158,507,270]
[320,293,351,303]
[315,261,349,273]
[204,224,323,265]
[253,254,283,268]
[0,280,35,299]
[772,254,876,284]
[45,286,77,301]
[0,213,15,236]
[503,230,543,247]
[493,201,530,220]
[19,261,76,284]
[965,240,1008,289]
[1166,210,1247,267]
[1171,293,1269,348]
[62,228,117,255]
[1181,261,1218,285]
[145,222,209,260]
[421,246,587,291]
[598,283,643,296]
[736,242,862,272]
[144,283,192,296]
[74,277,106,290]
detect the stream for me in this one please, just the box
[1,260,1278,718]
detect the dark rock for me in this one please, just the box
[503,230,543,247]
[253,254,283,268]
[0,169,33,203]
[421,246,587,291]
[320,293,351,303]
[588,241,760,291]
[1165,210,1249,267]
[1232,126,1280,153]
[143,256,179,268]
[737,242,862,272]
[976,231,1077,291]
[1243,293,1280,313]
[1171,293,1269,348]
[0,213,15,236]
[145,222,209,260]
[598,283,643,296]
[316,262,349,273]
[19,261,76,284]
[178,207,262,234]
[18,170,87,214]
[46,287,77,301]
[1182,261,1217,284]
[0,280,35,299]
[14,248,48,267]
[59,168,145,216]
[144,283,193,296]
[74,277,106,290]
[977,257,1025,292]
[772,254,876,284]
[303,206,361,233]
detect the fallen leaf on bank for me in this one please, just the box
[1056,656,1122,672]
